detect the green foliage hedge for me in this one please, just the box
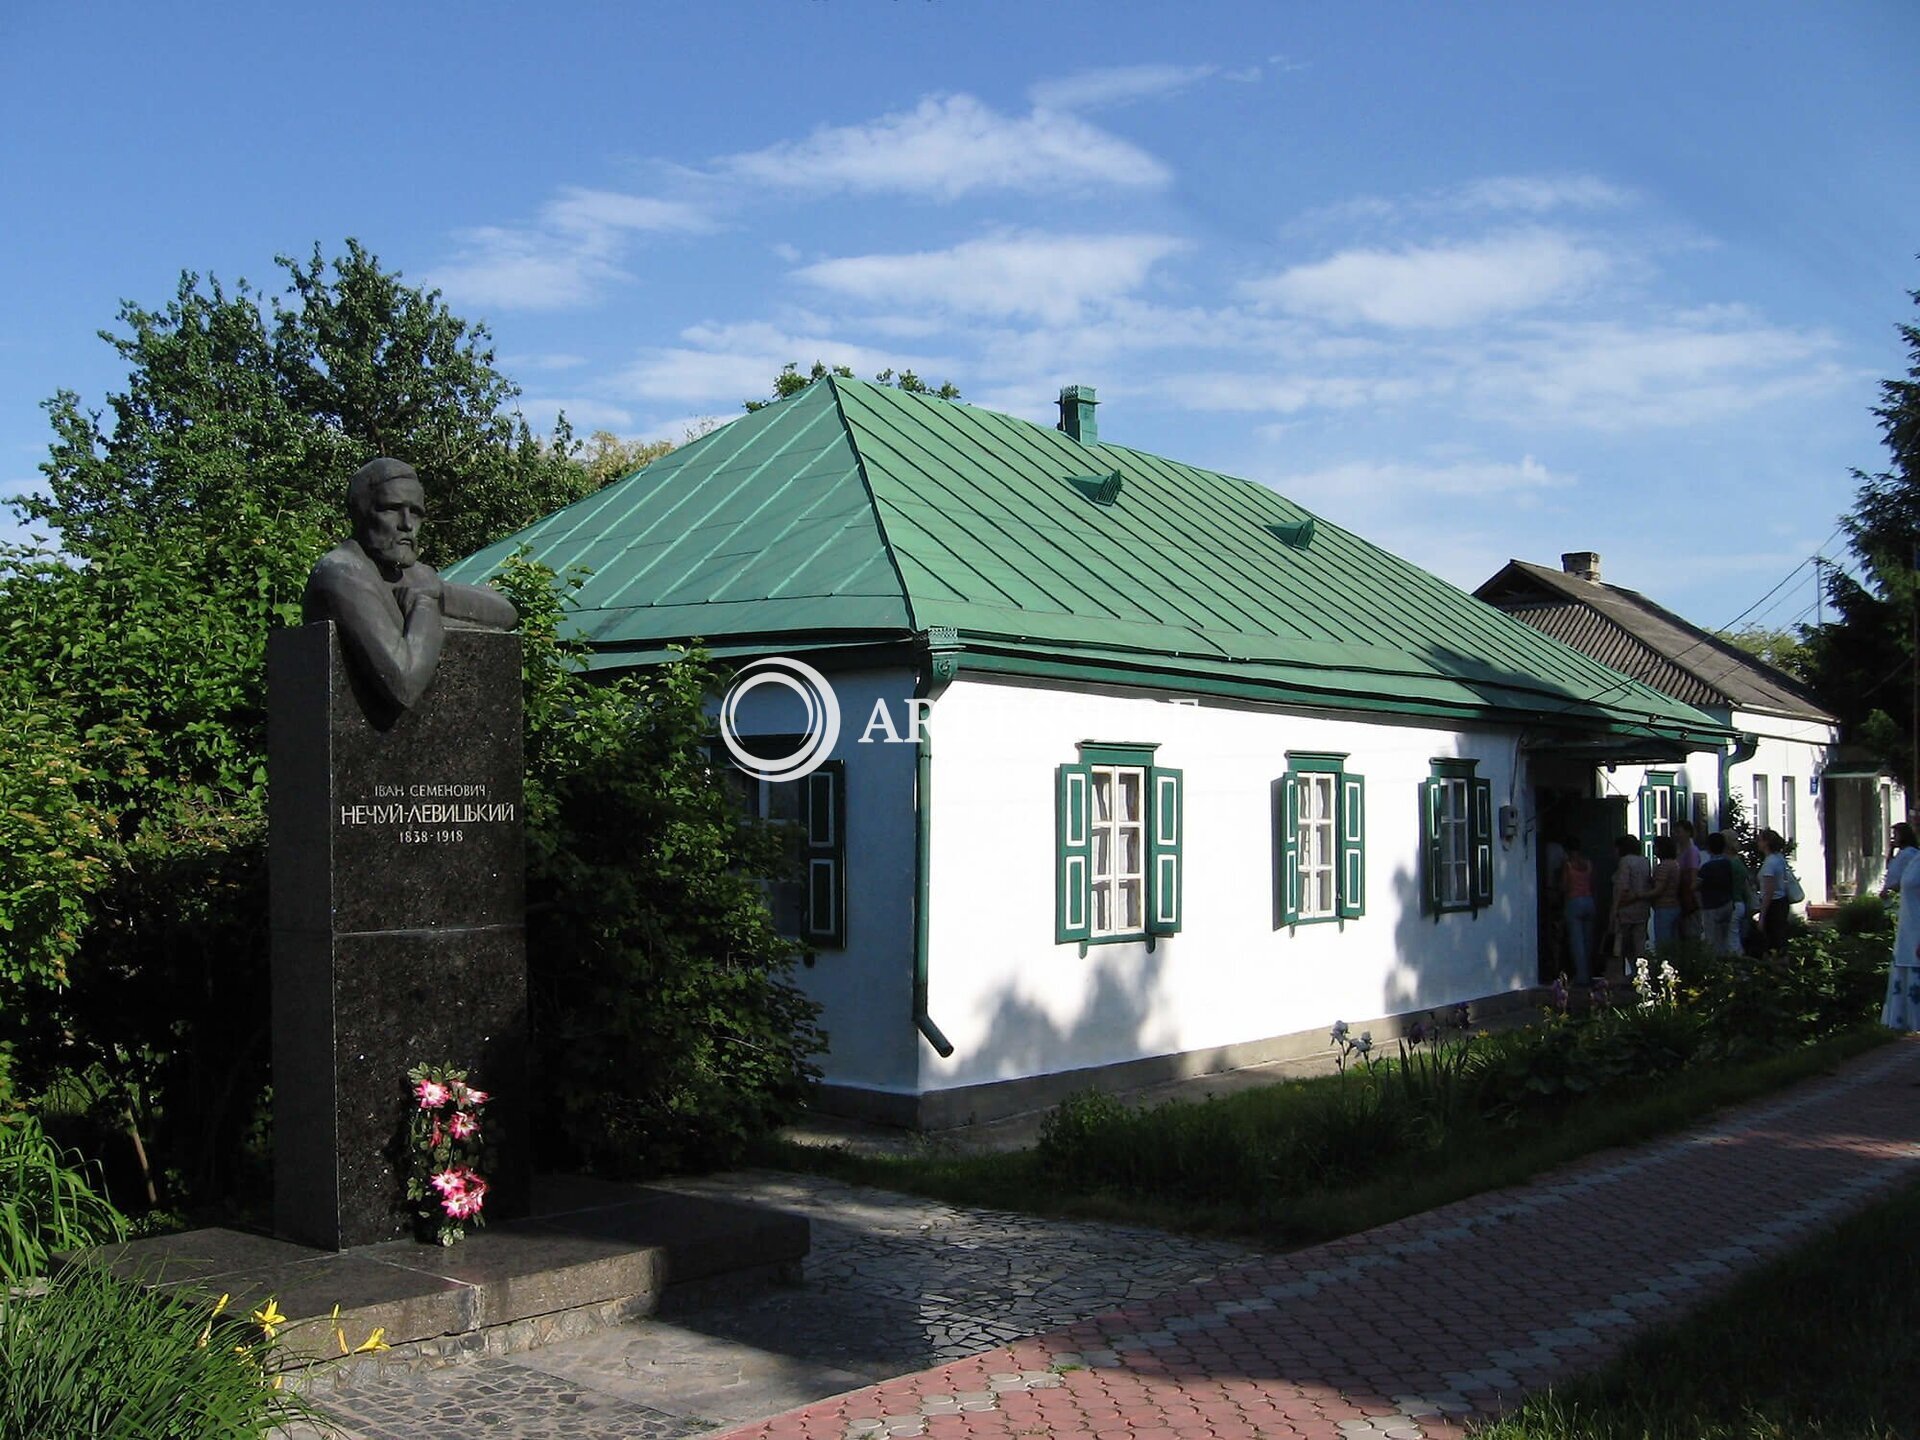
[1035,926,1895,1217]
[502,556,824,1177]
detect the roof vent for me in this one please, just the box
[1268,518,1315,549]
[1067,471,1123,506]
[1057,384,1099,444]
[1562,550,1602,583]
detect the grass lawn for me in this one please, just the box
[763,1025,1894,1252]
[1475,1170,1920,1439]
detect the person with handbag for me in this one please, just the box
[1755,828,1800,956]
[1610,834,1654,979]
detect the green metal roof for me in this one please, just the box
[446,377,1728,745]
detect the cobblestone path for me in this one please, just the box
[308,1176,1256,1439]
[310,1037,1920,1440]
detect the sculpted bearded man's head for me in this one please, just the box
[347,457,427,577]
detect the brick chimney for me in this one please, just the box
[1561,551,1602,583]
[1057,384,1099,444]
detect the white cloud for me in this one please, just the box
[1274,454,1571,503]
[1246,230,1613,329]
[1449,175,1633,214]
[719,93,1169,199]
[610,322,957,408]
[1164,371,1435,415]
[795,232,1185,325]
[1028,64,1220,112]
[503,352,588,372]
[430,185,712,311]
[521,397,636,432]
[1460,315,1849,429]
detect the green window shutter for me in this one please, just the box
[1638,785,1656,857]
[1338,771,1366,919]
[802,762,846,948]
[1055,763,1092,943]
[1147,766,1183,935]
[1279,773,1301,926]
[1675,781,1692,831]
[1471,776,1494,911]
[1422,777,1444,915]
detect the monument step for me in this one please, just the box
[68,1174,808,1372]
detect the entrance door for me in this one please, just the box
[1540,796,1629,983]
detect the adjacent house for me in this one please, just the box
[1475,552,1904,905]
[449,380,1727,1126]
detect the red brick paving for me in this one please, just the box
[716,1037,1920,1440]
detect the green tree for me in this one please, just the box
[24,240,595,562]
[1718,625,1814,685]
[498,557,823,1175]
[743,360,961,412]
[1807,280,1920,787]
[0,504,317,1202]
[574,429,676,488]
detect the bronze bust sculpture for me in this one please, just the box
[302,457,518,711]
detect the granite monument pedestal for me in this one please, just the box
[269,622,529,1250]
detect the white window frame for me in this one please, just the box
[1296,770,1339,921]
[1437,773,1472,909]
[1088,763,1147,939]
[1754,774,1771,832]
[1782,778,1797,843]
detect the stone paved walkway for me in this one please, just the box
[307,1037,1920,1440]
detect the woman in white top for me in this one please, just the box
[1883,822,1920,1032]
[1882,822,1919,898]
[1755,829,1794,956]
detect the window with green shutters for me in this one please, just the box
[1637,771,1687,859]
[1423,760,1493,915]
[1056,743,1183,947]
[800,763,847,948]
[716,741,847,948]
[1278,753,1366,926]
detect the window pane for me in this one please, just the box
[1118,770,1142,821]
[1092,771,1113,823]
[1117,879,1142,930]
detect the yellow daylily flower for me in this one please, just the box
[353,1328,390,1354]
[251,1298,287,1338]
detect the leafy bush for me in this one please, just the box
[0,1112,125,1286]
[0,1267,318,1439]
[1833,893,1897,937]
[501,557,824,1176]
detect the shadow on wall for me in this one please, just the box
[1385,849,1524,1019]
[923,857,1529,1100]
[943,941,1176,1092]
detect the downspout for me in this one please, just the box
[913,627,961,1057]
[1720,730,1759,823]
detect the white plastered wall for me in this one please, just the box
[915,674,1538,1094]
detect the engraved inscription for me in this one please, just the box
[338,781,515,842]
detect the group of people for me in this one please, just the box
[1551,819,1803,983]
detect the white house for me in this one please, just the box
[450,381,1728,1126]
[1476,553,1904,907]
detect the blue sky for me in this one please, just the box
[4,1,1917,633]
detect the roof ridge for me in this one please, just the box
[824,373,922,633]
[1493,559,1833,721]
